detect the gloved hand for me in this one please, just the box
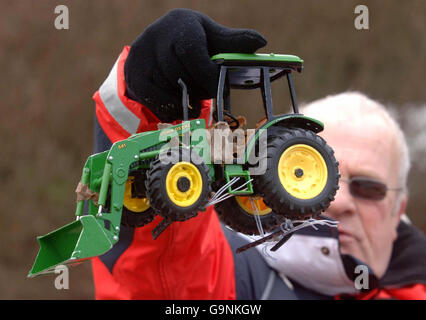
[124,8,267,123]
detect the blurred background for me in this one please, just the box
[0,0,425,299]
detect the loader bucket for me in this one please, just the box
[28,215,113,277]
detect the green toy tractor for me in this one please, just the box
[28,53,339,277]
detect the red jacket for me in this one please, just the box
[91,46,236,300]
[348,284,426,300]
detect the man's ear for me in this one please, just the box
[394,194,408,228]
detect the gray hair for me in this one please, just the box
[300,92,410,203]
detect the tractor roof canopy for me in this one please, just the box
[211,53,303,89]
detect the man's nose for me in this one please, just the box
[323,179,356,219]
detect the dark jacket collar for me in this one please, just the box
[380,221,426,287]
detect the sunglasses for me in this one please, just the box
[340,177,403,201]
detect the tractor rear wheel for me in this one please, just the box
[214,195,283,235]
[254,127,339,218]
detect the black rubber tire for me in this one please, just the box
[121,206,156,228]
[120,170,156,228]
[214,196,284,235]
[146,148,212,222]
[254,127,339,218]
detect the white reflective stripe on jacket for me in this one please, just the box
[99,57,140,135]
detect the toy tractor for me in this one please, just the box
[28,53,339,277]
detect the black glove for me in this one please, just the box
[124,8,267,123]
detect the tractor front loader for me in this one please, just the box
[29,115,211,277]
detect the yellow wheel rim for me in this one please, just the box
[166,162,203,207]
[235,196,272,216]
[123,176,151,213]
[278,144,328,199]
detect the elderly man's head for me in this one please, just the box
[301,92,410,278]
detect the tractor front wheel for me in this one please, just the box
[146,148,211,222]
[121,171,156,228]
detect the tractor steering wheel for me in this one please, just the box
[223,111,240,130]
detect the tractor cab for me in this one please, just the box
[211,53,307,125]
